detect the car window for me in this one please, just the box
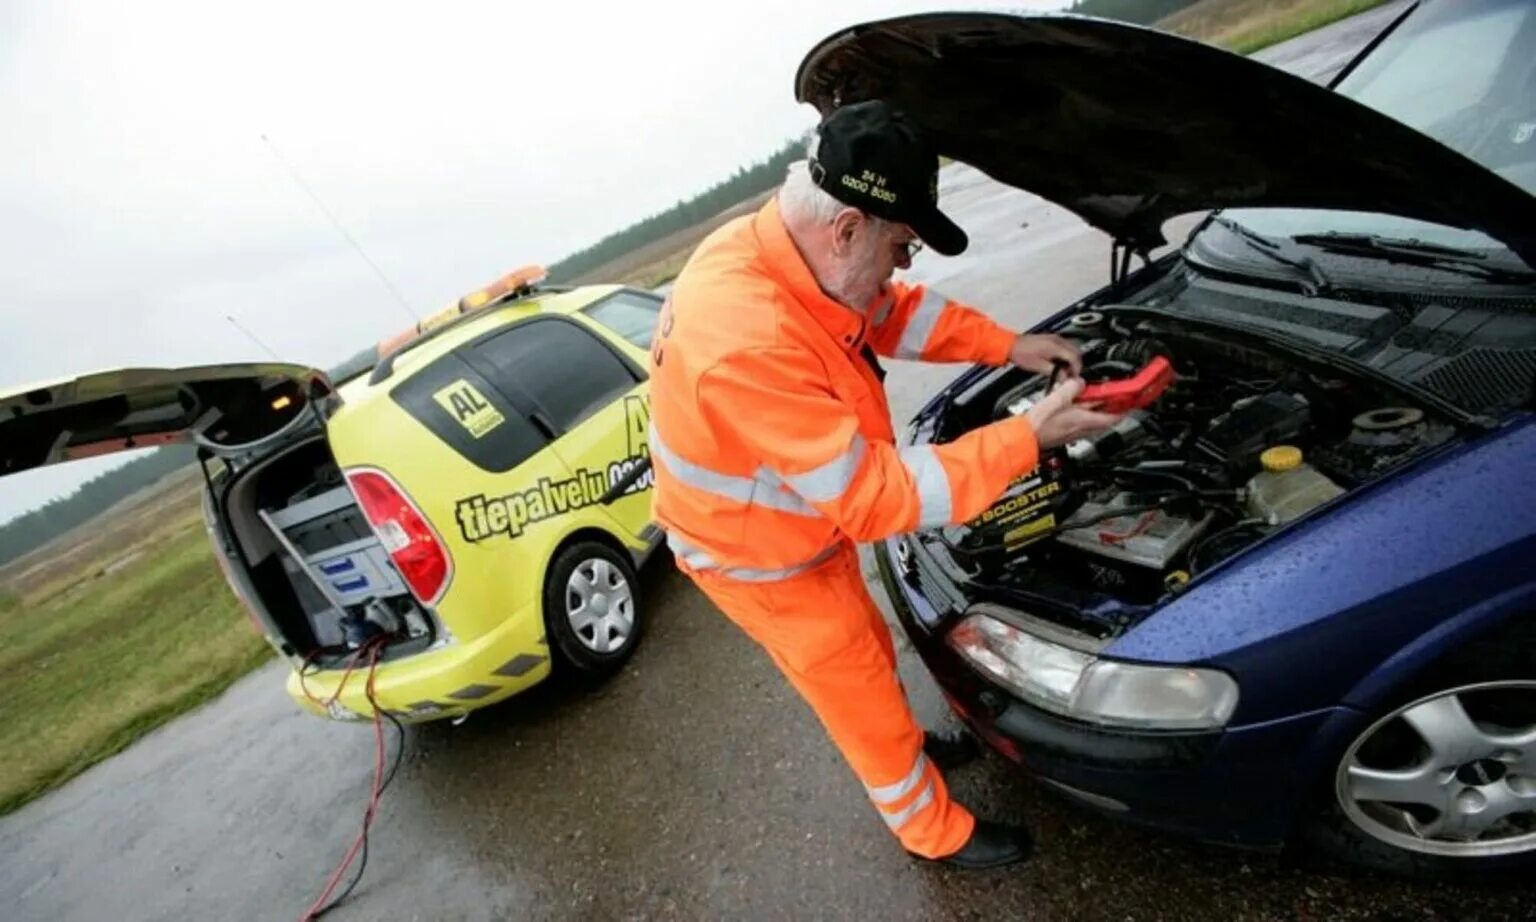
[388,354,549,474]
[581,291,664,350]
[1209,0,1536,262]
[473,318,641,434]
[1335,0,1536,195]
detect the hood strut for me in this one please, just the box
[1111,241,1151,285]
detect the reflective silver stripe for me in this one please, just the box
[781,435,866,504]
[895,288,948,359]
[880,781,936,830]
[752,477,819,515]
[900,444,953,527]
[867,754,929,805]
[650,425,817,516]
[668,533,839,583]
[666,532,717,570]
[719,543,839,582]
[649,423,756,503]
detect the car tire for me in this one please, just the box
[1298,616,1536,883]
[542,540,643,678]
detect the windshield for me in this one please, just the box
[1216,0,1536,258]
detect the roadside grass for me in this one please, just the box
[0,518,271,815]
[625,248,694,290]
[1162,0,1391,55]
[1,468,205,606]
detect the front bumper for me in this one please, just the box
[874,538,1341,849]
[285,599,552,723]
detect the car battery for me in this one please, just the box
[1053,499,1213,601]
[1056,500,1212,571]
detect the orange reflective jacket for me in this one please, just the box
[648,198,1041,581]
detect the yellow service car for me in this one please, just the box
[0,270,664,723]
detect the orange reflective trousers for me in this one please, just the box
[686,545,975,858]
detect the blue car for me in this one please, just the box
[798,2,1536,881]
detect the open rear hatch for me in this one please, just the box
[0,364,439,664]
[1,363,330,476]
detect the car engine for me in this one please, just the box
[926,309,1458,603]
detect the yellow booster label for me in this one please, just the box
[967,473,1062,552]
[976,479,1061,525]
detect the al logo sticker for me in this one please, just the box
[432,379,505,439]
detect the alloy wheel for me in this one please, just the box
[1337,681,1536,857]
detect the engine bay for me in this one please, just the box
[921,308,1461,605]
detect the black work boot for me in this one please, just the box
[922,729,981,771]
[920,820,1034,870]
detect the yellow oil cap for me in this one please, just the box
[1261,445,1303,472]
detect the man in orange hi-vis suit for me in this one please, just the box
[648,100,1121,868]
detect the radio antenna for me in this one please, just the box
[260,133,421,324]
[226,314,283,361]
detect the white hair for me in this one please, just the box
[779,159,847,225]
[778,133,889,232]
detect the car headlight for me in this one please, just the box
[947,613,1238,730]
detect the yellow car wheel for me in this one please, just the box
[544,540,643,678]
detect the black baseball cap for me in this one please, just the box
[809,100,967,256]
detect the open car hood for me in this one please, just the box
[0,364,330,477]
[795,12,1536,257]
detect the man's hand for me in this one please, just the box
[1008,333,1082,376]
[1024,378,1122,449]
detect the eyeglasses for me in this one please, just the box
[878,221,923,261]
[897,238,924,260]
[854,209,924,261]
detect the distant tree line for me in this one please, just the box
[546,139,806,283]
[0,444,200,568]
[1062,0,1198,24]
[328,346,378,385]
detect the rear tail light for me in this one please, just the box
[345,467,452,604]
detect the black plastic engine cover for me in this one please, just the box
[1197,392,1310,470]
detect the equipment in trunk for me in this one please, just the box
[222,438,436,658]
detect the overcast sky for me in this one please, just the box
[0,0,1065,524]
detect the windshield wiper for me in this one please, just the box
[1209,216,1334,296]
[1291,232,1536,284]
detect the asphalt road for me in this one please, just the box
[7,4,1528,920]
